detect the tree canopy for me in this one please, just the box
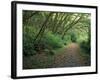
[23,10,91,56]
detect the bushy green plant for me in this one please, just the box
[44,32,63,49]
[44,49,55,55]
[80,41,90,54]
[70,32,77,42]
[23,26,37,56]
[62,35,72,45]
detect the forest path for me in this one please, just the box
[23,43,90,69]
[53,43,90,67]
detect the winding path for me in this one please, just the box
[53,43,90,67]
[23,43,90,69]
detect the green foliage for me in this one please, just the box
[23,11,91,56]
[80,41,90,54]
[70,33,77,42]
[23,11,91,69]
[62,35,71,45]
[44,49,55,55]
[23,26,37,56]
[44,32,64,49]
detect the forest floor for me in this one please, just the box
[23,43,90,69]
[53,43,90,67]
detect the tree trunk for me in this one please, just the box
[33,12,53,44]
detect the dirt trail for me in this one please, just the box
[53,43,90,67]
[23,43,90,69]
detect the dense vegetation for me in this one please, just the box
[23,10,91,69]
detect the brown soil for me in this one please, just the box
[23,43,90,69]
[53,43,90,67]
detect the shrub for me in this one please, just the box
[44,49,55,55]
[80,41,90,54]
[44,32,63,49]
[70,33,77,42]
[62,34,72,45]
[23,26,37,56]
